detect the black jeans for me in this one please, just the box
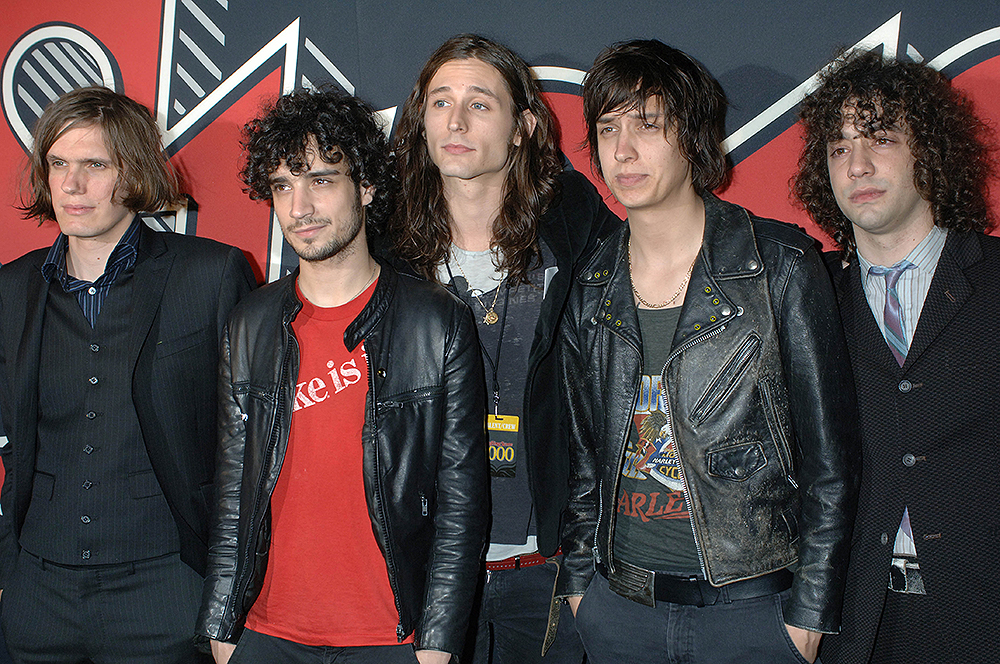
[465,560,584,664]
[230,629,419,663]
[575,573,812,664]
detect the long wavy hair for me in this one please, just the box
[583,39,729,194]
[20,86,180,222]
[241,88,396,236]
[391,34,563,285]
[794,49,996,259]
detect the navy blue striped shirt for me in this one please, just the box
[41,216,142,327]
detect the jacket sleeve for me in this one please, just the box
[0,426,14,590]
[554,287,600,598]
[417,304,489,655]
[776,245,861,633]
[196,320,249,642]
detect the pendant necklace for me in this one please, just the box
[628,238,697,309]
[451,255,504,325]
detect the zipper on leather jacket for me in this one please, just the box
[662,324,727,580]
[365,350,406,641]
[760,381,798,489]
[227,321,297,632]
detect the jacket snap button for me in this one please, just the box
[693,324,701,330]
[709,316,717,322]
[902,453,916,467]
[377,368,386,378]
[748,260,759,270]
[898,380,912,393]
[721,306,732,316]
[704,287,712,293]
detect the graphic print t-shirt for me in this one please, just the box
[613,306,702,576]
[245,278,411,646]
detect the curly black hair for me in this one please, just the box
[241,88,396,235]
[794,49,995,258]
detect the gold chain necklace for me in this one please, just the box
[452,256,503,325]
[628,238,696,309]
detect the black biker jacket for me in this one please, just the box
[558,194,860,633]
[196,263,488,654]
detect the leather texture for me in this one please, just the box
[196,262,489,656]
[558,194,860,633]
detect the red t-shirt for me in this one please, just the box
[245,277,409,646]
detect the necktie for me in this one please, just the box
[869,261,916,366]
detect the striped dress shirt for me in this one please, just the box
[857,225,947,353]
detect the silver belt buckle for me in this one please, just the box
[608,560,656,607]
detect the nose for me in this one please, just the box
[60,165,85,194]
[614,128,637,163]
[847,144,874,179]
[288,186,313,220]
[447,105,467,133]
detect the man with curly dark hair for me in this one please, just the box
[196,89,488,664]
[794,50,1000,664]
[388,34,617,664]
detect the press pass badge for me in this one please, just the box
[487,414,519,477]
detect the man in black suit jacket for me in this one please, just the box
[793,51,1000,663]
[0,87,255,663]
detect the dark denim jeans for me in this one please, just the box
[230,629,419,664]
[575,573,813,664]
[465,560,584,664]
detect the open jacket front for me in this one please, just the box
[558,194,860,633]
[196,264,488,655]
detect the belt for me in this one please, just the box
[597,560,792,608]
[486,548,560,571]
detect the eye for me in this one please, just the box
[431,99,449,108]
[640,122,659,131]
[873,136,894,146]
[270,182,290,193]
[49,159,66,168]
[598,125,616,135]
[471,102,488,111]
[90,161,107,169]
[829,145,848,158]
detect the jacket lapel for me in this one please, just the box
[903,231,976,370]
[126,223,174,365]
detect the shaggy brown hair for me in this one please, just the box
[794,49,995,258]
[20,86,180,222]
[390,34,563,285]
[583,39,729,194]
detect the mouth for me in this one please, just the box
[614,173,647,188]
[849,187,885,204]
[443,143,474,154]
[289,221,329,238]
[61,205,95,215]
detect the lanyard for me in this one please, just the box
[445,262,511,415]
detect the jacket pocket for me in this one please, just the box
[31,471,55,501]
[706,441,767,482]
[127,469,164,499]
[690,334,761,425]
[760,381,797,489]
[155,326,212,359]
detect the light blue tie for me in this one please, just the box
[868,261,916,366]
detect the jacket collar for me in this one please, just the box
[577,193,759,349]
[279,257,399,352]
[577,193,763,287]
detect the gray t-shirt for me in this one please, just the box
[439,242,557,558]
[613,306,702,576]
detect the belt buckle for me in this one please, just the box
[608,560,656,608]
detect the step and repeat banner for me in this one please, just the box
[2,1,999,282]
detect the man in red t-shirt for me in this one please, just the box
[197,89,489,664]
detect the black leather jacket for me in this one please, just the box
[196,263,488,654]
[558,195,859,633]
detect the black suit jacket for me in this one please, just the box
[0,222,256,585]
[821,230,1000,662]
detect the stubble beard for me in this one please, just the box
[286,190,365,263]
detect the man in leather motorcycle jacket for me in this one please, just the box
[557,40,860,664]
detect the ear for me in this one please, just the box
[513,109,538,147]
[360,182,375,207]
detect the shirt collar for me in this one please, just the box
[41,215,142,285]
[858,224,948,277]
